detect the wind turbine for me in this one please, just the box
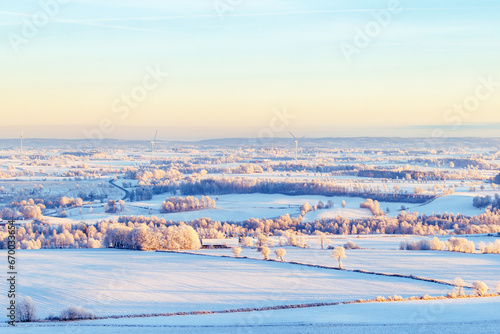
[150,130,157,164]
[20,130,24,154]
[289,132,305,161]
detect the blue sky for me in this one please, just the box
[1,0,499,140]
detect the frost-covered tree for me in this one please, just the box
[331,246,346,269]
[241,236,254,248]
[257,233,268,247]
[232,247,242,257]
[21,205,43,220]
[118,199,125,212]
[16,296,37,322]
[300,202,312,215]
[341,200,346,208]
[260,245,270,260]
[452,277,465,296]
[473,281,488,296]
[315,231,328,249]
[275,248,286,262]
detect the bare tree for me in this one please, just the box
[452,277,465,296]
[315,231,328,249]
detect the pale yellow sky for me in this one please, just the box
[1,0,499,139]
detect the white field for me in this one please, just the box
[193,244,500,288]
[54,190,494,225]
[3,294,500,333]
[45,297,500,333]
[0,249,454,323]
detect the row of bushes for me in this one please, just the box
[400,237,500,254]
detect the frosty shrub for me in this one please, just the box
[343,240,360,249]
[232,247,242,257]
[472,281,489,296]
[59,306,95,320]
[16,297,37,322]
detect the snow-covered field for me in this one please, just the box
[3,297,500,333]
[0,249,454,323]
[53,190,492,224]
[193,245,500,288]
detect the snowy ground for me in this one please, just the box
[48,190,495,225]
[400,192,490,216]
[193,245,500,288]
[3,297,500,333]
[0,249,453,322]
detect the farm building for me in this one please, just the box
[201,238,239,249]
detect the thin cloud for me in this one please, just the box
[3,6,500,25]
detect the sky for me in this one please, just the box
[0,0,499,140]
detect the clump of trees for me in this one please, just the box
[105,199,125,213]
[179,177,435,203]
[473,194,499,209]
[360,198,385,216]
[160,196,216,213]
[400,237,446,251]
[446,237,476,253]
[103,223,201,251]
[478,240,500,254]
[58,306,95,321]
[400,236,494,254]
